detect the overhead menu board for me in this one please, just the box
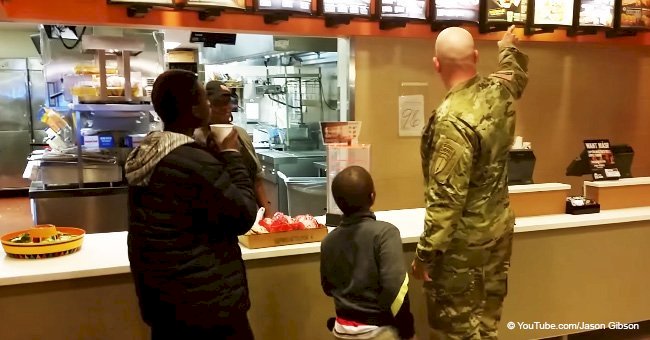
[578,0,614,27]
[532,0,575,25]
[434,0,480,21]
[322,0,371,16]
[107,0,173,4]
[620,0,650,28]
[258,0,313,13]
[380,0,427,19]
[187,0,246,9]
[486,0,527,23]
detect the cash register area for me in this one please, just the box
[1,18,650,340]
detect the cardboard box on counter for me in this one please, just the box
[238,228,328,249]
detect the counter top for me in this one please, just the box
[256,149,326,165]
[508,183,571,193]
[3,207,650,286]
[584,177,650,188]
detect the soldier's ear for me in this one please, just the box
[433,57,441,73]
[473,50,479,64]
[370,192,376,206]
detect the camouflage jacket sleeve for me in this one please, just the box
[489,47,529,99]
[416,119,475,262]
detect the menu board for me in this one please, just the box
[578,0,614,27]
[320,121,362,145]
[258,0,313,13]
[187,0,246,9]
[532,0,575,25]
[381,0,427,19]
[620,0,650,28]
[322,0,371,15]
[108,0,173,4]
[434,0,480,21]
[486,0,527,23]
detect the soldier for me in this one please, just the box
[411,25,529,340]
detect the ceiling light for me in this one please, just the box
[164,41,181,50]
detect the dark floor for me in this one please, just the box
[568,320,650,340]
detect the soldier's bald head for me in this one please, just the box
[332,166,375,215]
[435,27,477,66]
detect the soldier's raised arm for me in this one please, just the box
[489,25,529,99]
[415,118,477,263]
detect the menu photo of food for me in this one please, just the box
[258,0,313,13]
[620,0,650,28]
[322,0,371,15]
[187,0,246,9]
[578,0,614,27]
[381,0,427,19]
[486,0,528,23]
[108,0,173,4]
[533,0,575,26]
[435,0,481,22]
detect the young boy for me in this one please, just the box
[320,166,415,340]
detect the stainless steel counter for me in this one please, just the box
[29,182,127,233]
[255,149,326,215]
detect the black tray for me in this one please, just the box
[566,201,600,215]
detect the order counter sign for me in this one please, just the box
[584,139,621,181]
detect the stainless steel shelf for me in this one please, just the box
[267,74,320,79]
[71,104,153,112]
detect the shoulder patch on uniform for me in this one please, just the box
[431,136,464,183]
[491,70,514,81]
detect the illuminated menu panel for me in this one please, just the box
[435,0,480,22]
[187,0,246,9]
[381,0,427,19]
[258,0,313,13]
[533,0,575,25]
[620,0,650,28]
[486,0,527,23]
[322,0,371,15]
[578,0,614,27]
[108,0,173,4]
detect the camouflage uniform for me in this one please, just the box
[417,46,529,340]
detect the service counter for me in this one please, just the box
[2,201,650,339]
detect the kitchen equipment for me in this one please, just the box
[0,58,46,190]
[278,171,327,216]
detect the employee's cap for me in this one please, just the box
[206,80,237,103]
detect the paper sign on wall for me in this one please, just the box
[398,94,425,137]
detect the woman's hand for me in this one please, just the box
[220,129,241,151]
[207,129,240,153]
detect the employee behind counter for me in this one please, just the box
[195,80,273,218]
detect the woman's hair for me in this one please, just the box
[151,70,200,127]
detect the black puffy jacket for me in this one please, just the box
[125,131,257,327]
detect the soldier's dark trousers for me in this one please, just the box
[424,230,514,340]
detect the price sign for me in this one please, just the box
[584,139,620,181]
[398,95,425,136]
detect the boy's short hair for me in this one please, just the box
[332,166,374,215]
[151,70,199,127]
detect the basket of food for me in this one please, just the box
[238,209,328,249]
[1,224,85,259]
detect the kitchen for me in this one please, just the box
[0,22,349,235]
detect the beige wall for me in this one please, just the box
[0,29,40,58]
[354,37,650,210]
